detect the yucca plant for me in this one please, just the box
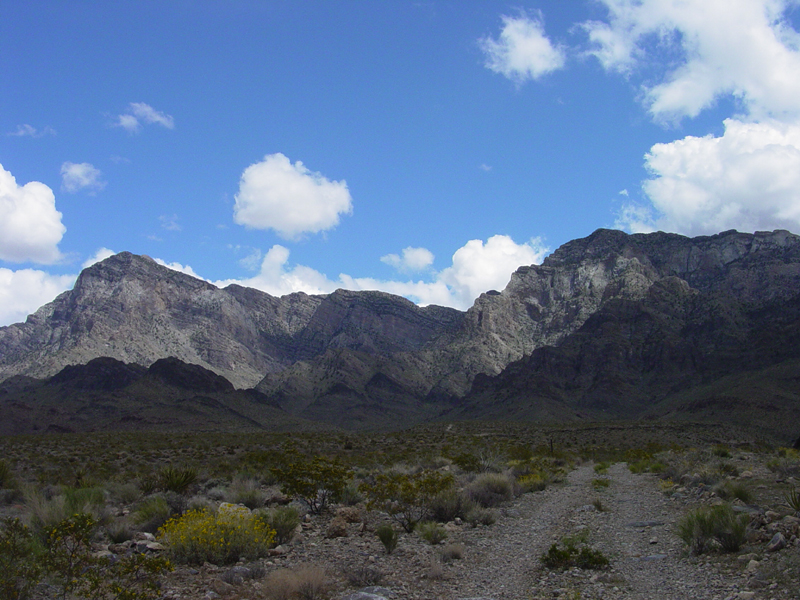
[157,466,197,495]
[785,487,800,515]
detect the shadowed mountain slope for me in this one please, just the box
[0,356,326,435]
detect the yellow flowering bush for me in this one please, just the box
[158,506,275,565]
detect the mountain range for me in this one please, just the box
[1,228,799,441]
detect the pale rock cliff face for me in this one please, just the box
[0,252,463,389]
[2,228,799,431]
[423,228,800,398]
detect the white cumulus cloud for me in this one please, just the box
[619,118,800,236]
[583,0,800,121]
[0,163,65,264]
[82,247,116,269]
[480,12,566,83]
[115,102,175,132]
[61,162,105,194]
[233,153,353,239]
[0,268,76,326]
[154,258,203,279]
[381,247,435,272]
[220,235,547,310]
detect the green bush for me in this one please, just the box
[429,489,475,523]
[272,455,351,514]
[785,487,800,514]
[592,478,610,489]
[133,495,173,533]
[416,521,447,545]
[0,460,15,489]
[158,505,275,565]
[464,505,496,527]
[226,474,265,509]
[0,517,41,600]
[43,513,172,600]
[517,472,547,493]
[361,469,454,532]
[714,481,753,504]
[676,504,749,554]
[375,524,398,554]
[466,473,514,508]
[157,466,197,495]
[594,462,610,474]
[258,506,300,545]
[541,538,609,570]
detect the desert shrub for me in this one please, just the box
[360,469,454,532]
[676,504,748,554]
[465,505,496,527]
[716,462,740,478]
[342,564,383,587]
[44,513,97,598]
[517,472,547,493]
[785,487,800,514]
[158,506,275,565]
[272,455,351,514]
[108,482,141,505]
[712,445,731,458]
[451,452,482,473]
[766,450,800,478]
[25,488,68,539]
[106,519,134,544]
[592,478,610,489]
[268,565,331,600]
[429,488,475,523]
[594,462,610,474]
[294,565,330,600]
[257,505,300,545]
[416,521,447,545]
[466,473,514,508]
[63,486,107,515]
[592,498,605,512]
[43,512,172,600]
[541,538,609,571]
[133,495,173,533]
[714,481,753,504]
[440,543,464,561]
[0,517,42,600]
[338,481,364,506]
[156,466,197,495]
[0,460,15,489]
[226,474,265,509]
[375,523,399,554]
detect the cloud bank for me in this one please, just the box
[233,153,353,239]
[577,0,800,236]
[218,235,547,310]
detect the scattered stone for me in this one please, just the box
[210,579,234,596]
[766,532,786,552]
[326,516,349,538]
[745,560,759,573]
[336,506,364,523]
[627,521,665,528]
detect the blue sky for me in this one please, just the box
[3,0,800,326]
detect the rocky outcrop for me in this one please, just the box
[2,228,800,434]
[0,252,463,389]
[450,230,800,437]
